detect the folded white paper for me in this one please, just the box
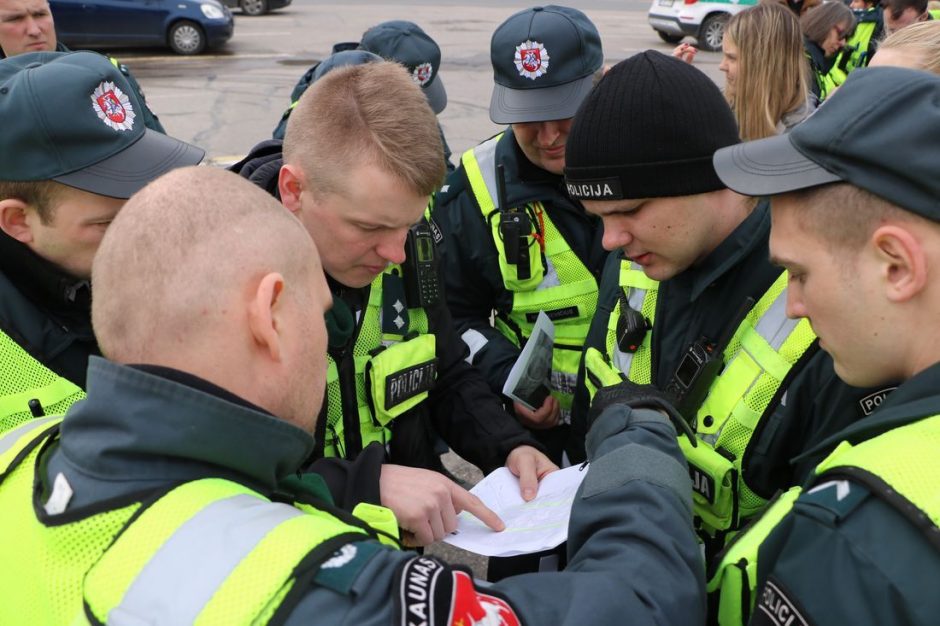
[443,464,588,557]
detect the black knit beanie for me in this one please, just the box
[565,50,740,201]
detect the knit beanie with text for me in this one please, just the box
[565,50,740,201]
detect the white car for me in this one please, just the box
[648,0,757,52]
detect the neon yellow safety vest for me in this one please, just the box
[583,263,816,539]
[461,134,598,420]
[707,413,940,626]
[0,417,399,625]
[322,265,435,458]
[0,329,85,434]
[832,13,880,79]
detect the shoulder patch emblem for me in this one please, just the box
[413,62,434,86]
[858,387,896,416]
[91,81,135,131]
[447,570,520,626]
[514,40,549,80]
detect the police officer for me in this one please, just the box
[0,0,166,132]
[432,6,607,464]
[565,51,889,563]
[0,163,705,625]
[272,20,453,171]
[882,0,940,34]
[708,66,940,626]
[234,61,559,542]
[0,51,202,434]
[830,0,884,80]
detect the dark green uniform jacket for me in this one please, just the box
[231,141,544,474]
[752,361,940,626]
[572,201,892,496]
[9,356,705,625]
[0,230,98,391]
[432,131,607,461]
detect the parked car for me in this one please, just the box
[222,0,291,17]
[647,0,757,52]
[50,0,234,55]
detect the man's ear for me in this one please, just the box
[871,224,927,303]
[278,164,305,217]
[0,199,36,244]
[247,272,286,362]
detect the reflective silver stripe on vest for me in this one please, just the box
[472,136,501,206]
[108,494,303,625]
[612,275,650,375]
[753,287,800,350]
[0,415,59,457]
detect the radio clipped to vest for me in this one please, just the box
[617,288,650,354]
[403,219,441,308]
[665,298,754,423]
[493,164,544,290]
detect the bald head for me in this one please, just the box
[92,167,330,430]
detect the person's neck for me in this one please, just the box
[697,190,758,262]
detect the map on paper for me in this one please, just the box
[443,464,588,557]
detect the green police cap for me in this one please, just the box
[489,5,603,124]
[0,51,204,199]
[713,67,940,222]
[360,21,447,114]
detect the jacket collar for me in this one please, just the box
[672,198,770,302]
[59,357,315,492]
[0,230,92,320]
[797,361,940,463]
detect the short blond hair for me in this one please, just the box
[92,166,316,362]
[878,21,940,74]
[785,183,920,249]
[283,61,445,198]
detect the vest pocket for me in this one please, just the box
[365,334,437,427]
[679,437,737,531]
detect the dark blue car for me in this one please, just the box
[50,0,234,55]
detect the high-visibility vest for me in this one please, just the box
[460,134,598,420]
[0,416,399,625]
[707,414,940,626]
[584,263,816,540]
[0,329,85,434]
[322,265,435,458]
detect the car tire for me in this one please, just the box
[657,31,684,44]
[698,13,729,52]
[239,0,268,16]
[168,20,206,55]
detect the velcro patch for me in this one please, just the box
[429,218,444,245]
[525,306,579,323]
[752,579,812,626]
[688,461,716,505]
[385,360,437,410]
[395,557,522,626]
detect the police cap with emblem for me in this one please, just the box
[0,51,203,199]
[714,67,940,223]
[489,5,603,124]
[360,20,447,114]
[564,51,740,201]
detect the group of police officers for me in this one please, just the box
[0,0,938,624]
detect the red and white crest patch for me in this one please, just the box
[91,81,135,131]
[514,40,550,80]
[413,62,434,86]
[448,571,521,626]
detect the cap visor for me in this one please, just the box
[424,75,447,114]
[713,134,842,197]
[490,74,594,124]
[53,129,205,199]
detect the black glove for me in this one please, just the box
[587,380,697,447]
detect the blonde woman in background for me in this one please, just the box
[720,3,814,139]
[869,20,940,73]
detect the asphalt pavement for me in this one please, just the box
[110,1,724,164]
